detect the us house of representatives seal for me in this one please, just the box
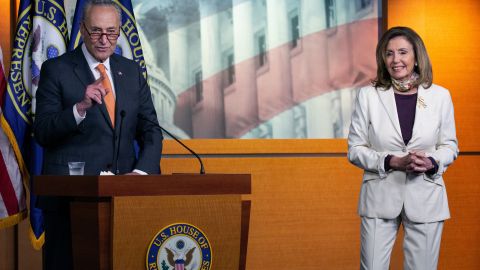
[146,223,212,270]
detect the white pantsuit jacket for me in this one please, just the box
[348,84,458,223]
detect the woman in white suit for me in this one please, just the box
[348,26,458,270]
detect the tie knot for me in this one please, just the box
[96,63,106,74]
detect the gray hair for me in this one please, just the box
[81,0,122,23]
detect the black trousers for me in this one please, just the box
[42,209,73,270]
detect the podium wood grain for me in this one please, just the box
[112,195,241,269]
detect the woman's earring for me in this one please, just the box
[415,62,418,66]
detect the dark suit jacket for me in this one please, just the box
[33,47,163,208]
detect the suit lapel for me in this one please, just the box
[110,55,125,131]
[72,47,94,88]
[409,86,425,145]
[376,87,403,140]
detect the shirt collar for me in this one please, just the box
[81,43,111,72]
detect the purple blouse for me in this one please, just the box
[395,93,417,145]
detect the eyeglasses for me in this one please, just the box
[83,24,120,42]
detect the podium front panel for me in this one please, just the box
[112,195,242,269]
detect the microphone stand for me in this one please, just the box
[115,110,126,175]
[138,114,205,174]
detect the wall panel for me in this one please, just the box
[161,155,480,269]
[0,226,15,270]
[162,156,363,269]
[0,0,15,70]
[388,0,480,151]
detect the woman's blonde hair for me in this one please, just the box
[373,26,433,90]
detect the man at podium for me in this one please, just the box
[33,0,163,269]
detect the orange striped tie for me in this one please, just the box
[96,63,115,126]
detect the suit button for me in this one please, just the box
[402,147,407,152]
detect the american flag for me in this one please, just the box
[133,0,381,139]
[0,46,26,229]
[175,259,185,270]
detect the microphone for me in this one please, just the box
[137,113,205,174]
[115,110,126,175]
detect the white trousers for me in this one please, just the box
[360,213,444,270]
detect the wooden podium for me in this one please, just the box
[34,174,251,270]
